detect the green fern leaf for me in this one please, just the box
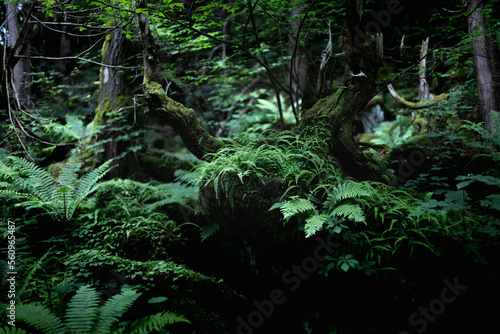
[93,286,142,334]
[0,326,30,334]
[8,156,57,203]
[17,304,65,334]
[65,285,100,334]
[128,312,190,334]
[58,154,82,189]
[304,214,328,237]
[280,197,316,220]
[331,203,366,223]
[327,181,374,206]
[67,160,113,219]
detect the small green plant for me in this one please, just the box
[14,285,189,334]
[271,174,442,274]
[196,125,336,206]
[0,153,113,223]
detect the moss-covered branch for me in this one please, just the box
[388,83,449,109]
[143,81,224,159]
[299,0,394,185]
[137,0,224,159]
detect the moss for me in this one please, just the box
[47,161,64,178]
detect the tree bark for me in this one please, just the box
[6,2,31,108]
[300,0,393,184]
[467,0,500,131]
[419,37,430,101]
[94,30,133,177]
[288,3,307,107]
[137,0,224,160]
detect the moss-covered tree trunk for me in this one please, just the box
[137,0,392,183]
[93,29,133,177]
[137,0,224,160]
[300,0,393,184]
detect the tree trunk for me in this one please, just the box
[137,0,392,183]
[94,30,133,177]
[419,37,430,101]
[6,2,31,108]
[467,0,500,131]
[137,0,224,160]
[287,3,307,108]
[300,0,393,184]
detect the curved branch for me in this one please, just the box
[387,84,449,109]
[137,0,224,159]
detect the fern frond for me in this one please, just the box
[304,214,328,237]
[65,285,100,334]
[331,203,366,223]
[55,154,83,214]
[8,156,57,203]
[17,304,66,334]
[327,181,374,206]
[0,326,30,334]
[92,286,142,334]
[67,160,113,218]
[58,154,83,189]
[128,312,190,334]
[280,197,316,221]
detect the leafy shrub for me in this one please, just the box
[74,178,199,259]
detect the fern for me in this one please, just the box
[270,196,316,221]
[330,203,366,223]
[304,214,328,238]
[0,327,29,334]
[126,312,190,334]
[65,285,100,334]
[16,285,188,334]
[92,286,141,334]
[17,304,66,334]
[0,154,113,222]
[196,126,340,207]
[324,181,374,207]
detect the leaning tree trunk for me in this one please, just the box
[300,0,392,184]
[467,0,500,132]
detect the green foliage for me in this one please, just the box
[370,117,415,149]
[0,327,28,334]
[0,153,113,222]
[222,93,298,137]
[272,173,444,273]
[269,196,316,222]
[74,178,198,257]
[197,125,336,206]
[16,285,189,334]
[63,249,215,288]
